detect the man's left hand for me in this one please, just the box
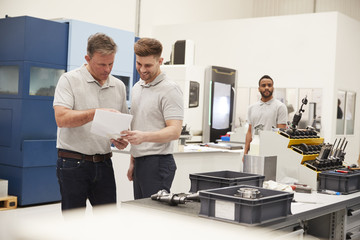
[121,130,146,145]
[111,138,129,150]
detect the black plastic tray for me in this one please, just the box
[189,170,264,193]
[318,170,360,194]
[198,185,293,224]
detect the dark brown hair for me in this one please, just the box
[134,38,162,58]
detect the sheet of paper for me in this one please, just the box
[90,109,133,139]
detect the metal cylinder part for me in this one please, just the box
[235,187,261,199]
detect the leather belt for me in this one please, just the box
[58,150,112,163]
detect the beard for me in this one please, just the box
[260,90,273,98]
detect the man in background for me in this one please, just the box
[244,75,288,157]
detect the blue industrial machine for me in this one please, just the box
[0,16,136,206]
[0,16,68,205]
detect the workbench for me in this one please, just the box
[112,144,360,239]
[122,191,360,239]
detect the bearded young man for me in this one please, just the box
[243,75,288,157]
[122,38,184,199]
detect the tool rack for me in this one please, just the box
[259,130,324,189]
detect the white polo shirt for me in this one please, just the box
[130,72,184,158]
[53,64,128,155]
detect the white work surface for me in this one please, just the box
[123,190,360,222]
[273,190,360,228]
[121,189,360,240]
[112,145,244,202]
[3,190,360,240]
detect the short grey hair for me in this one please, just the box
[87,33,117,58]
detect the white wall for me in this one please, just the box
[152,12,338,132]
[0,0,137,32]
[2,0,360,37]
[139,0,253,36]
[333,13,360,163]
[152,12,337,89]
[0,0,253,35]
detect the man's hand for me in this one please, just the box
[121,130,147,145]
[111,138,128,150]
[121,119,182,145]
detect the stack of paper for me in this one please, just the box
[90,109,133,139]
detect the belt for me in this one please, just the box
[58,150,112,163]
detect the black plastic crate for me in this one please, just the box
[198,185,293,225]
[189,170,264,193]
[318,170,360,194]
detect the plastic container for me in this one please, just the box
[318,170,360,194]
[198,185,293,224]
[189,170,265,193]
[220,136,230,141]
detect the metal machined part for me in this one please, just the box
[151,190,200,205]
[235,187,261,199]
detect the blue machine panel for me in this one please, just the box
[21,99,58,138]
[0,164,60,205]
[0,63,63,167]
[0,99,23,166]
[22,140,57,167]
[0,16,68,205]
[0,16,68,65]
[0,17,26,62]
[0,108,12,147]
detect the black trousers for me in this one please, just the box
[133,154,177,199]
[56,156,116,211]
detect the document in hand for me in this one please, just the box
[90,109,133,139]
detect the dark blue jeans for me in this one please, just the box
[133,154,177,199]
[56,155,116,211]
